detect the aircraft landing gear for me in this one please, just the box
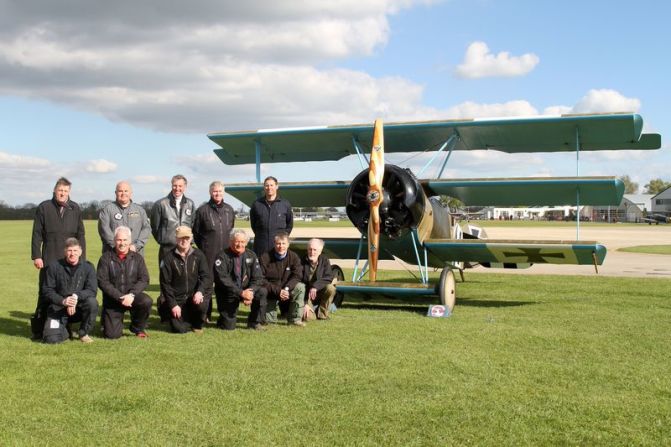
[437,267,456,312]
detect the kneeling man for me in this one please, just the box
[42,238,98,344]
[259,231,305,326]
[97,226,153,338]
[213,229,267,330]
[158,226,212,333]
[301,238,336,320]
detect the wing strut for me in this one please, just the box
[417,132,459,178]
[254,140,262,183]
[575,126,581,240]
[410,229,429,284]
[352,137,369,170]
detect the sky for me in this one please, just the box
[0,0,668,209]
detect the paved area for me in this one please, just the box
[291,224,671,278]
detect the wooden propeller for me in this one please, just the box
[367,119,384,281]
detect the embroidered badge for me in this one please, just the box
[114,213,122,220]
[215,259,222,267]
[185,209,192,216]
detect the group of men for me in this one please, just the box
[30,175,337,344]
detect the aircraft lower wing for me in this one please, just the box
[226,176,624,208]
[424,239,606,265]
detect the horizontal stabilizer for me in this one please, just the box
[335,281,437,297]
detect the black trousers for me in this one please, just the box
[216,287,267,330]
[101,292,153,339]
[158,297,209,333]
[42,296,99,344]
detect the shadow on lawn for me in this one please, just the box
[2,311,33,338]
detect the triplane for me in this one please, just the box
[208,113,661,312]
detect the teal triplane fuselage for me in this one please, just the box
[207,113,662,310]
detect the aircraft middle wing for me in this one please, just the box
[209,113,661,165]
[226,176,625,207]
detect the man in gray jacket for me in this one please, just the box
[150,174,195,267]
[98,181,151,257]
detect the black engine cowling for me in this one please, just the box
[346,164,428,240]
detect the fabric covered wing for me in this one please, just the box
[226,181,350,207]
[208,113,661,165]
[424,176,624,206]
[424,239,606,265]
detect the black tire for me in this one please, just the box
[331,264,345,307]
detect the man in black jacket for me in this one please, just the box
[192,180,235,321]
[42,238,98,344]
[259,231,305,326]
[301,238,336,320]
[158,226,212,333]
[250,176,293,255]
[97,226,153,339]
[31,177,86,339]
[213,229,267,330]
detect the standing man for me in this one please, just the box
[42,238,98,344]
[250,176,293,255]
[98,180,151,257]
[30,177,86,340]
[192,181,236,321]
[259,231,305,327]
[213,229,267,330]
[150,174,195,267]
[300,238,336,320]
[158,226,212,334]
[97,226,153,339]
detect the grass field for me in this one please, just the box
[618,245,671,255]
[1,220,670,446]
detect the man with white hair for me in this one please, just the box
[213,229,267,330]
[97,226,153,339]
[98,180,151,257]
[300,238,336,320]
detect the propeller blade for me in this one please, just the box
[367,119,384,281]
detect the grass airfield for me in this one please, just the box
[0,220,669,446]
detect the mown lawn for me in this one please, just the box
[618,245,671,255]
[0,220,669,446]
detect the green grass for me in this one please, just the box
[1,220,670,445]
[618,245,671,255]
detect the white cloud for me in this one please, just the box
[543,89,641,116]
[85,159,117,173]
[132,175,164,184]
[0,151,51,169]
[455,41,539,79]
[445,100,538,118]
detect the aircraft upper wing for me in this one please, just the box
[226,176,624,207]
[209,113,661,165]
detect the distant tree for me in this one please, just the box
[139,201,154,215]
[439,196,465,211]
[644,178,671,195]
[619,175,638,194]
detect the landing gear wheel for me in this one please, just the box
[438,268,456,313]
[331,264,345,307]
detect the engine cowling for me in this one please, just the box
[346,164,428,240]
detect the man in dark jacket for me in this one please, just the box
[301,238,336,320]
[250,176,293,255]
[150,174,195,267]
[259,231,305,326]
[42,238,98,344]
[97,226,153,339]
[192,180,235,321]
[158,226,212,334]
[213,229,267,330]
[31,177,86,339]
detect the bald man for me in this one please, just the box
[98,181,151,257]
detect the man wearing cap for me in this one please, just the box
[213,229,267,330]
[158,226,212,334]
[31,177,86,340]
[259,231,305,327]
[150,174,195,267]
[42,238,98,344]
[300,238,336,320]
[192,180,235,321]
[250,176,293,255]
[98,180,151,257]
[97,226,153,339]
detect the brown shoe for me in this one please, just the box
[192,328,204,334]
[290,320,306,327]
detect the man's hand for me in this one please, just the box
[240,289,254,306]
[193,291,204,305]
[33,258,44,269]
[308,288,317,301]
[171,305,182,319]
[279,288,290,301]
[62,295,77,316]
[120,294,135,307]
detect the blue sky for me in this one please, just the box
[0,0,668,208]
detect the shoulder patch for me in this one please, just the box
[215,259,222,267]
